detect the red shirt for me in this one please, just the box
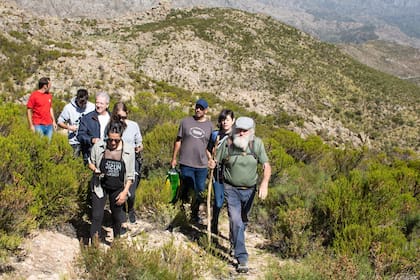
[27,90,53,125]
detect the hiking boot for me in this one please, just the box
[119,227,129,237]
[237,261,249,273]
[190,216,204,228]
[128,210,136,223]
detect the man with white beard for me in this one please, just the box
[209,116,271,273]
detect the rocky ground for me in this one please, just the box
[2,206,280,279]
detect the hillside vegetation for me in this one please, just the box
[1,92,419,278]
[0,3,419,151]
[0,1,419,278]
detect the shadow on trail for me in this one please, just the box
[166,207,236,267]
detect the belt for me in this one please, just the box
[226,181,256,190]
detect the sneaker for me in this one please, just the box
[237,261,249,273]
[128,211,136,223]
[119,227,128,237]
[190,216,202,225]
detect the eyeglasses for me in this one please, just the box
[195,105,205,111]
[107,138,121,144]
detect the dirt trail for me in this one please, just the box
[2,207,281,279]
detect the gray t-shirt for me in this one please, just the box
[178,116,213,168]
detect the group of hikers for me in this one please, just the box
[26,77,271,274]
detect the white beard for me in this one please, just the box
[233,133,252,151]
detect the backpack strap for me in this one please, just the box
[248,139,258,162]
[211,130,218,143]
[223,138,259,163]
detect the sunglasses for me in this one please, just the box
[118,115,127,120]
[107,138,121,144]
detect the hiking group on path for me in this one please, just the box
[26,77,272,274]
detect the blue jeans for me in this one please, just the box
[34,124,53,140]
[211,180,224,233]
[180,165,208,219]
[224,182,256,264]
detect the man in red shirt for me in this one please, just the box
[26,77,57,140]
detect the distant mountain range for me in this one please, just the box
[10,0,420,48]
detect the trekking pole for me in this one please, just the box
[207,135,219,247]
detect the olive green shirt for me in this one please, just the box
[216,136,268,187]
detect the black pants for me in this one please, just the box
[125,158,141,213]
[91,187,125,239]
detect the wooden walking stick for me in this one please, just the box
[207,135,219,246]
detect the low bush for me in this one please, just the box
[0,104,89,259]
[79,239,197,280]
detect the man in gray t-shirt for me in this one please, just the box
[171,99,213,224]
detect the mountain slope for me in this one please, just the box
[9,0,420,88]
[10,0,420,47]
[0,1,419,151]
[118,8,420,150]
[339,40,420,85]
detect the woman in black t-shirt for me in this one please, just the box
[88,120,135,242]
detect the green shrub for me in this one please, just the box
[266,252,374,280]
[142,122,179,172]
[0,104,89,258]
[79,238,197,280]
[313,160,419,275]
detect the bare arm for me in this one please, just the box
[49,107,57,130]
[27,108,35,132]
[171,137,182,168]
[258,162,271,200]
[57,121,78,132]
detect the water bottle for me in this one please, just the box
[166,168,180,203]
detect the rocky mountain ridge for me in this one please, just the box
[9,0,420,88]
[10,0,420,47]
[1,0,419,151]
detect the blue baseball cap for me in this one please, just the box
[195,98,208,109]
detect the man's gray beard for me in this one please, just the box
[233,133,252,151]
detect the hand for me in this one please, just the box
[208,159,216,169]
[170,159,177,169]
[92,138,100,144]
[258,181,268,200]
[116,190,128,206]
[68,125,77,132]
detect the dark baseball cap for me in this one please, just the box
[195,98,208,109]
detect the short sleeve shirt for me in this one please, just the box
[178,116,213,168]
[216,136,268,187]
[27,90,53,125]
